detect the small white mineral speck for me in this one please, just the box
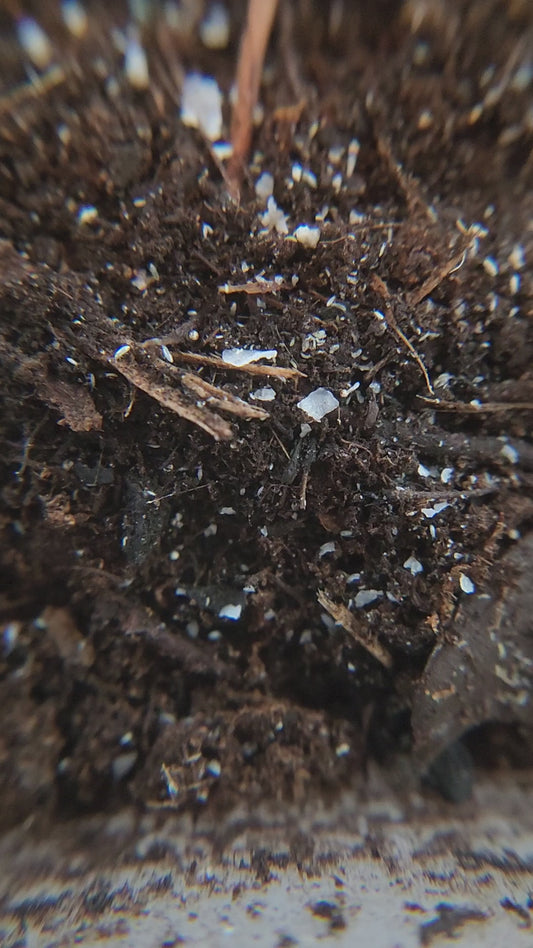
[319,541,336,558]
[335,743,350,757]
[403,556,423,575]
[346,139,360,177]
[293,224,321,249]
[500,442,519,464]
[61,1,88,37]
[482,256,499,277]
[297,388,339,422]
[218,603,242,621]
[222,348,277,367]
[125,34,149,90]
[260,196,289,235]
[205,759,222,778]
[77,204,98,225]
[459,574,475,594]
[250,387,276,402]
[181,73,223,141]
[200,3,230,49]
[113,344,131,360]
[255,172,274,202]
[508,244,525,270]
[354,589,382,608]
[17,17,52,69]
[422,502,449,519]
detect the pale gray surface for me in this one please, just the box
[1,770,532,947]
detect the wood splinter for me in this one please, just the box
[318,591,393,670]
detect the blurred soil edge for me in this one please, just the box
[1,771,533,946]
[0,0,533,942]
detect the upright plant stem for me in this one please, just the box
[227,0,279,198]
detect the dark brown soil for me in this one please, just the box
[0,0,532,833]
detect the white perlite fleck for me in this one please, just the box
[255,172,274,202]
[459,574,475,594]
[335,743,350,758]
[509,273,520,295]
[222,348,277,367]
[199,3,230,49]
[181,73,223,141]
[250,387,276,402]
[125,34,150,90]
[403,556,423,575]
[354,589,383,608]
[61,1,88,37]
[77,205,98,225]
[205,759,222,778]
[17,17,53,69]
[293,225,321,249]
[212,140,232,160]
[218,603,242,621]
[500,442,519,464]
[421,501,450,519]
[113,344,131,360]
[508,243,525,270]
[297,388,339,422]
[483,256,499,278]
[346,139,360,177]
[319,541,336,558]
[112,752,137,782]
[260,196,289,235]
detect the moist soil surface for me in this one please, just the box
[0,0,532,834]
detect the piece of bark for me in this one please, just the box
[37,375,103,432]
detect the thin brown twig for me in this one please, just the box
[174,349,304,379]
[408,247,469,306]
[318,591,393,670]
[367,274,434,396]
[271,428,291,460]
[385,310,435,396]
[418,397,533,413]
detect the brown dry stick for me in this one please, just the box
[227,0,279,198]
